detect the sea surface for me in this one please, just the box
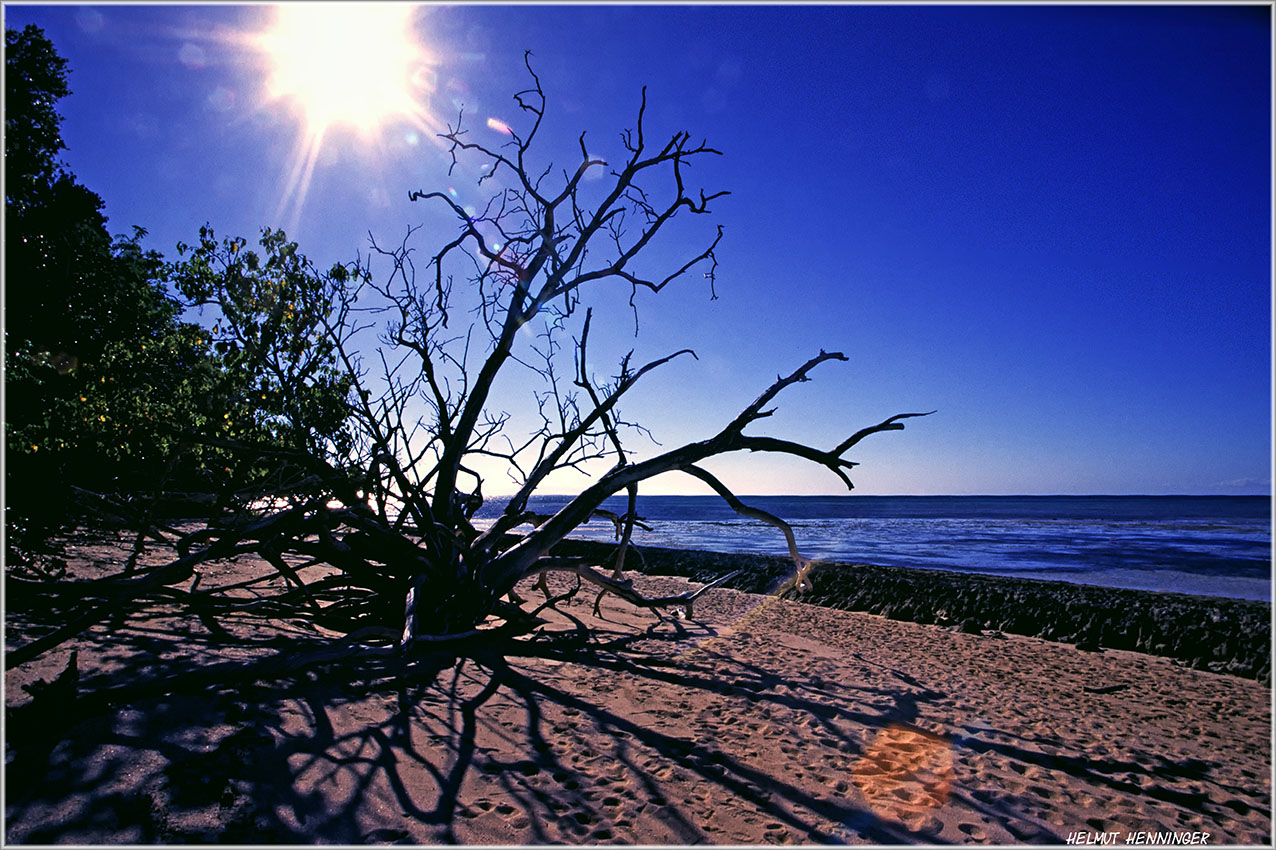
[475,495,1273,602]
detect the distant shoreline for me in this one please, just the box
[553,539,1272,682]
[498,493,1270,604]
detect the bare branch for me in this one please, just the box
[489,351,928,593]
[835,411,938,455]
[526,558,741,618]
[679,465,814,591]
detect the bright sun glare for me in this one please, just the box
[259,3,427,137]
[251,3,436,230]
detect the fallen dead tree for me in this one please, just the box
[7,56,927,672]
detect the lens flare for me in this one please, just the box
[850,724,954,826]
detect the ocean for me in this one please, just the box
[474,495,1272,602]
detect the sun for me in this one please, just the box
[258,3,428,137]
[248,3,438,230]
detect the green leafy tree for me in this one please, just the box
[168,225,360,499]
[4,25,197,551]
[3,26,353,558]
[5,24,69,216]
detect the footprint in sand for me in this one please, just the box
[852,759,888,776]
[762,822,792,844]
[891,786,927,804]
[1222,798,1254,815]
[901,813,944,836]
[1006,820,1047,842]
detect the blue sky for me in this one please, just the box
[4,3,1271,496]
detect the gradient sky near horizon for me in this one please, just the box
[4,3,1271,496]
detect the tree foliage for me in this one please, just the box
[169,225,360,493]
[5,24,70,215]
[3,26,351,558]
[5,25,197,550]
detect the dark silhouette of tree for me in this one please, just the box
[7,53,928,669]
[5,24,70,215]
[3,26,351,562]
[5,24,193,553]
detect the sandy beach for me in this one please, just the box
[5,530,1272,844]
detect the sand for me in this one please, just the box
[557,541,1272,681]
[5,531,1272,845]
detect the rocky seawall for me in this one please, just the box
[553,540,1272,682]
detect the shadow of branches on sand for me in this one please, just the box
[0,582,996,846]
[5,612,942,844]
[7,586,1261,845]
